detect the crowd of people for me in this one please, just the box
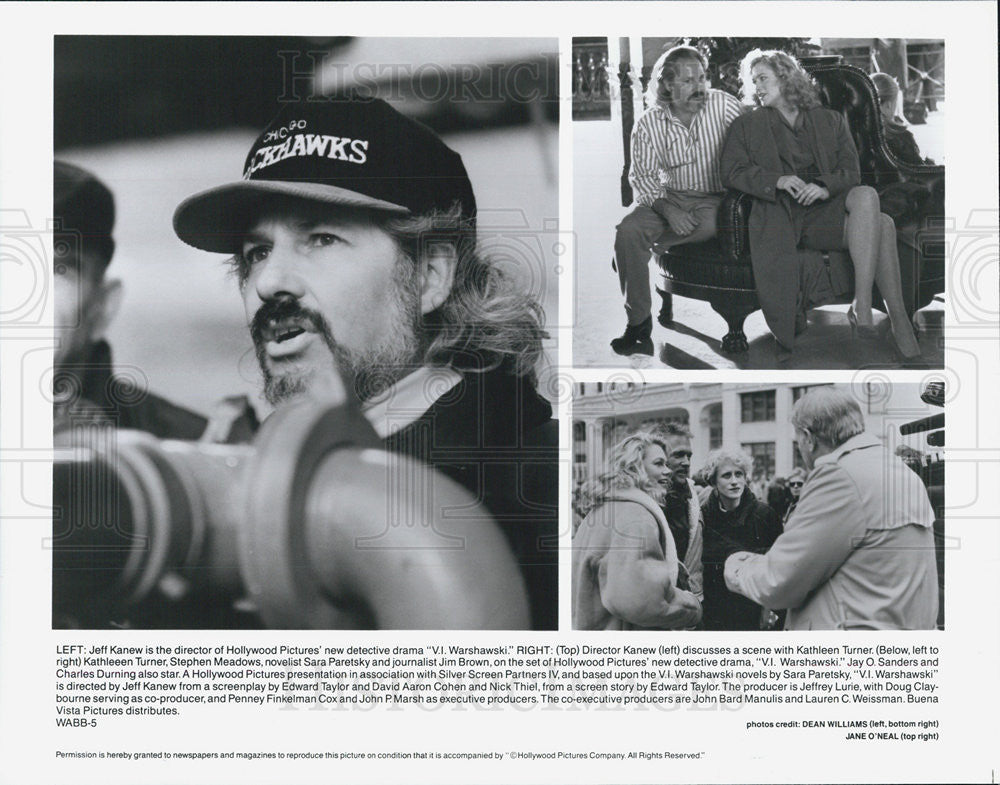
[55,45,939,633]
[572,386,940,631]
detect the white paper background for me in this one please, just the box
[1,2,998,784]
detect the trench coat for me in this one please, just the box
[572,487,702,631]
[723,433,938,630]
[720,107,861,348]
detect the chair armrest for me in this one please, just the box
[716,190,753,262]
[878,161,944,227]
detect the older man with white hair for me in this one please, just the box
[724,386,938,630]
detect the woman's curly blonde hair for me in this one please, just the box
[578,431,668,517]
[739,49,821,110]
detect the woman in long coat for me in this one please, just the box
[720,49,922,360]
[572,431,702,630]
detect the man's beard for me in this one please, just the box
[675,92,706,113]
[251,261,425,406]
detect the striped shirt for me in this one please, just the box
[629,89,743,206]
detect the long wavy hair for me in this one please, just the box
[578,431,668,517]
[382,204,547,381]
[230,197,547,383]
[645,45,709,109]
[739,49,821,110]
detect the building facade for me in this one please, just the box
[573,382,936,489]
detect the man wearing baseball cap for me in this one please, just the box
[174,95,557,630]
[54,161,207,439]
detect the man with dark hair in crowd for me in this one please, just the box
[53,161,207,439]
[781,467,807,527]
[172,95,558,629]
[766,475,791,521]
[611,45,742,356]
[653,422,703,605]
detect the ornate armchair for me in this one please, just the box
[622,57,945,353]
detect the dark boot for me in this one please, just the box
[610,316,653,356]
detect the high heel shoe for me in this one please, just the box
[891,345,929,369]
[889,330,928,368]
[847,306,879,341]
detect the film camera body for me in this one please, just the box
[53,401,529,630]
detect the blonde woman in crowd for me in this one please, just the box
[573,431,702,630]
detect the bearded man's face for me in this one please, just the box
[239,203,424,406]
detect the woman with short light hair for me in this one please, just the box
[698,448,782,630]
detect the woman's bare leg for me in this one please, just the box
[873,213,921,357]
[843,185,882,326]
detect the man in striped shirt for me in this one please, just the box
[611,46,743,356]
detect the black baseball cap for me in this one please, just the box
[54,161,116,270]
[173,95,477,254]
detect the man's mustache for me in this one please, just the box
[250,296,328,348]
